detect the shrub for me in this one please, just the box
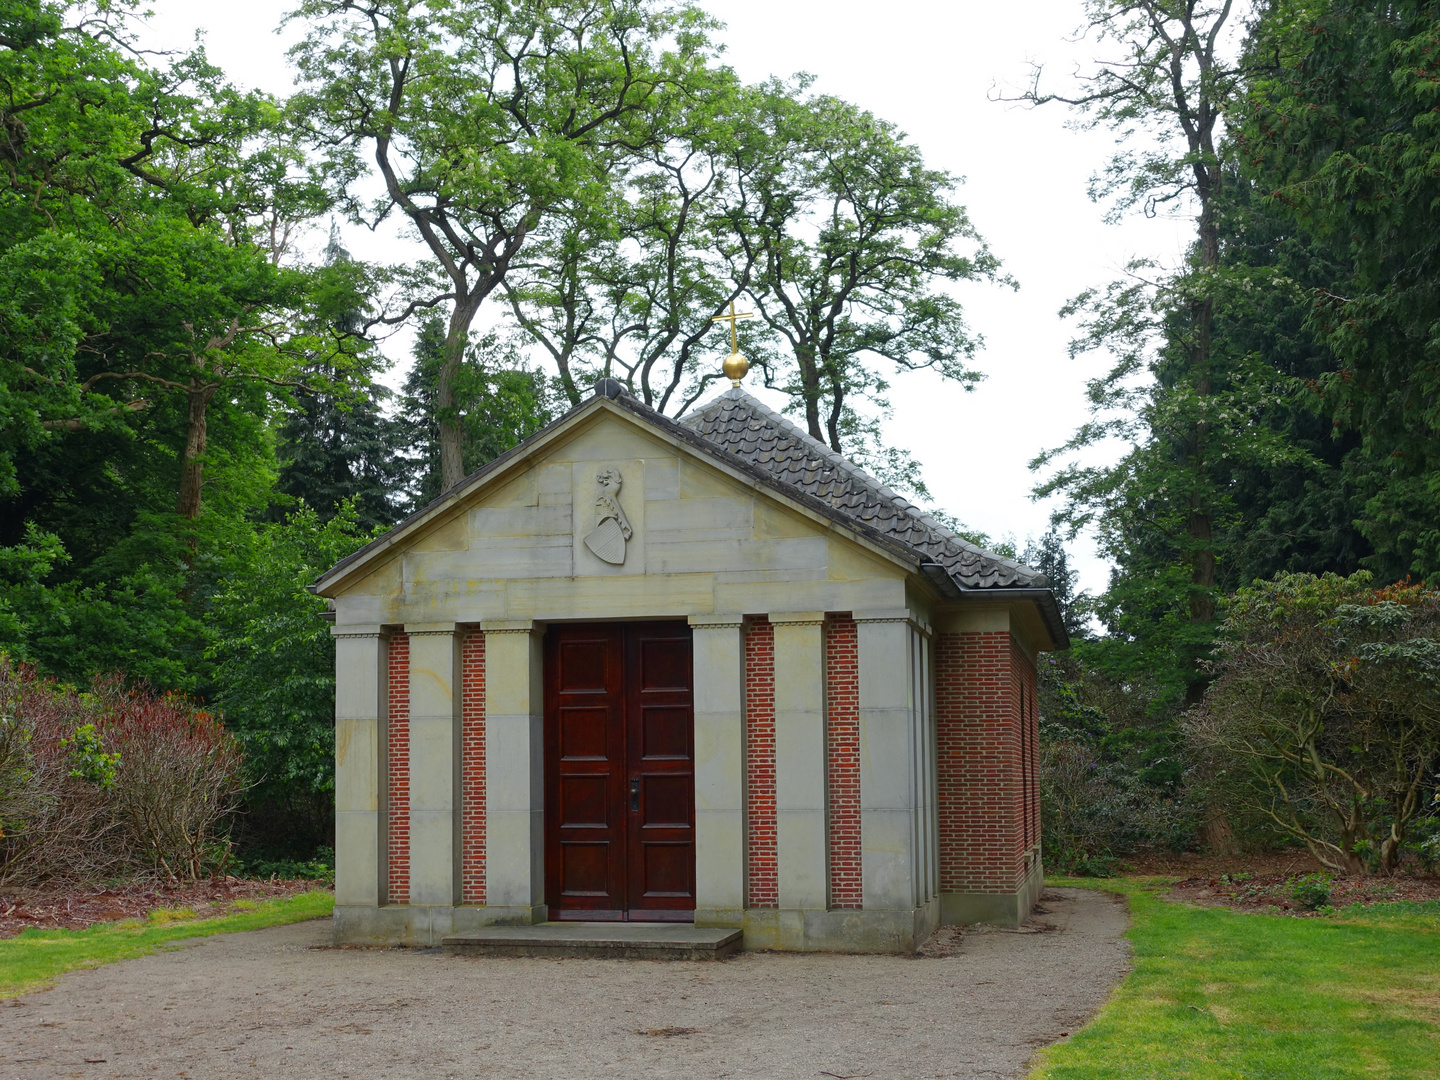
[0,657,245,885]
[208,503,375,857]
[1411,814,1440,875]
[1040,739,1194,874]
[232,845,335,884]
[0,659,125,884]
[89,674,245,882]
[1185,573,1440,875]
[1291,875,1333,911]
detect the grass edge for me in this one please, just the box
[0,889,334,1000]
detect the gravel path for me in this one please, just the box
[0,887,1129,1080]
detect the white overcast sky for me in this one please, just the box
[141,0,1194,597]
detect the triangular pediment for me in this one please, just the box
[314,395,920,601]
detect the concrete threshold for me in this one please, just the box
[441,922,743,961]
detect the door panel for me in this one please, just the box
[625,624,695,920]
[545,625,626,920]
[544,621,694,922]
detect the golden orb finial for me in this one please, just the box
[710,300,755,387]
[722,351,750,385]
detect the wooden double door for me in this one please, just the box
[544,622,696,921]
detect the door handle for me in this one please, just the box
[629,775,639,813]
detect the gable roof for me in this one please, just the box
[682,389,1044,590]
[313,381,1068,649]
[680,388,1068,649]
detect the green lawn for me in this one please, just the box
[1029,880,1440,1080]
[0,890,334,999]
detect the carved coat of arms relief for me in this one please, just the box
[583,468,633,565]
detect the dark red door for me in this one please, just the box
[545,622,694,921]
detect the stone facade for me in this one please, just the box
[317,388,1064,952]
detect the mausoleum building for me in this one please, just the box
[315,379,1068,952]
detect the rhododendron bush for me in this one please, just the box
[1185,573,1440,875]
[0,657,244,885]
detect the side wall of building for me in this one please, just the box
[933,608,1044,928]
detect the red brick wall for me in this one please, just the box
[460,630,486,905]
[744,618,777,908]
[1014,641,1039,854]
[825,616,862,909]
[935,630,1026,895]
[386,632,410,905]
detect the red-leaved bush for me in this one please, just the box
[0,657,245,885]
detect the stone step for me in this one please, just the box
[441,922,743,961]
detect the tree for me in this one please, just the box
[0,0,178,495]
[208,503,375,855]
[2,15,351,534]
[0,4,381,705]
[1022,0,1330,702]
[272,227,410,530]
[500,85,759,414]
[289,0,721,489]
[1237,0,1440,582]
[720,81,996,456]
[273,381,409,530]
[397,315,559,510]
[1023,527,1090,641]
[1186,571,1440,873]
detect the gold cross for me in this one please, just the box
[711,300,754,354]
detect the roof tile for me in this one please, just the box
[680,388,1046,592]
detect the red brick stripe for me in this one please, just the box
[744,618,777,908]
[386,632,410,905]
[826,616,862,909]
[461,630,486,905]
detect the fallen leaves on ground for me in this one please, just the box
[0,878,329,938]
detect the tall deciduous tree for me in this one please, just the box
[289,0,721,489]
[500,93,760,414]
[720,80,997,456]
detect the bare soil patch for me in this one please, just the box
[0,878,329,938]
[1116,850,1440,916]
[0,886,1129,1080]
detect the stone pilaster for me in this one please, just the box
[405,623,461,921]
[482,620,546,922]
[689,615,745,923]
[772,612,827,912]
[856,611,918,911]
[332,627,387,910]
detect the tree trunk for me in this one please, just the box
[438,315,469,491]
[176,380,215,522]
[1199,808,1237,855]
[825,372,845,453]
[794,347,824,443]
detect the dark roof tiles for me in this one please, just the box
[681,388,1047,592]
